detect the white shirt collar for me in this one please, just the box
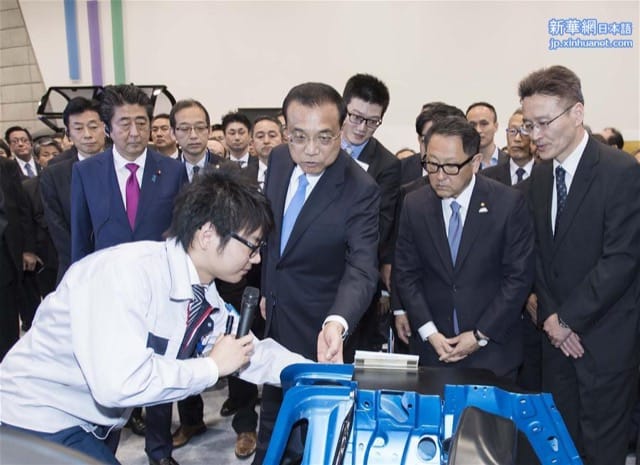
[166,238,225,309]
[509,158,535,178]
[229,153,250,165]
[112,145,147,172]
[553,130,588,178]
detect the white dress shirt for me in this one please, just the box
[15,156,39,177]
[510,158,535,185]
[229,153,250,167]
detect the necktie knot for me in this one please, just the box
[297,173,309,189]
[125,163,138,175]
[516,167,526,183]
[450,200,461,214]
[192,165,200,176]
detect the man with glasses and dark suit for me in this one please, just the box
[395,115,534,380]
[520,65,640,464]
[253,82,380,465]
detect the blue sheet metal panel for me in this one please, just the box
[268,364,582,465]
[443,385,582,465]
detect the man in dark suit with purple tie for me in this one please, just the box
[70,85,187,465]
[70,85,187,263]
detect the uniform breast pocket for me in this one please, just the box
[146,332,169,355]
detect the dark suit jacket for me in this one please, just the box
[261,145,380,360]
[400,153,423,185]
[389,175,430,310]
[0,157,35,285]
[528,137,640,373]
[47,147,78,166]
[40,157,76,282]
[480,161,512,186]
[358,137,401,264]
[395,175,535,376]
[22,177,57,272]
[14,158,42,180]
[70,148,187,262]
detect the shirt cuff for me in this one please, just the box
[418,321,438,341]
[192,357,219,390]
[393,309,406,316]
[323,315,349,336]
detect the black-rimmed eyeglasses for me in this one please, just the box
[347,111,382,129]
[230,232,265,258]
[422,155,474,175]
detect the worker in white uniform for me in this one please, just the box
[0,167,306,464]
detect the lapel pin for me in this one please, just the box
[151,169,162,183]
[478,202,489,213]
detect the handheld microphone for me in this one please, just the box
[236,286,260,338]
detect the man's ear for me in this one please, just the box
[471,153,483,173]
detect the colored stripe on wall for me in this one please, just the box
[111,0,126,84]
[87,0,103,86]
[63,0,80,80]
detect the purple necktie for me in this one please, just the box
[125,163,140,229]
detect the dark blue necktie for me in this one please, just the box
[280,173,308,254]
[448,201,462,334]
[179,285,213,358]
[516,167,526,184]
[555,166,567,233]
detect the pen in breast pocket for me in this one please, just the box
[224,315,234,335]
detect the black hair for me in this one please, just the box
[63,97,102,129]
[168,166,273,252]
[415,103,465,135]
[466,101,498,123]
[282,82,347,126]
[169,100,211,129]
[342,73,390,115]
[251,115,283,136]
[4,126,32,143]
[100,84,153,129]
[221,112,251,133]
[518,65,584,105]
[423,115,480,158]
[603,127,624,150]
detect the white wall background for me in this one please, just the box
[19,0,639,152]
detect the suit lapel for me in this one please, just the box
[280,153,346,259]
[102,150,129,228]
[423,187,453,275]
[553,139,598,250]
[269,151,295,258]
[455,177,488,270]
[502,163,512,186]
[532,162,554,253]
[357,138,376,172]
